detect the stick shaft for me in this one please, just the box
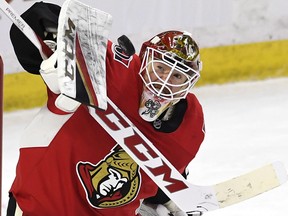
[0,0,52,58]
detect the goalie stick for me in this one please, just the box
[0,0,53,59]
[1,0,287,214]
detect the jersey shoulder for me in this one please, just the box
[186,93,203,114]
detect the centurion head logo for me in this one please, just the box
[77,145,141,208]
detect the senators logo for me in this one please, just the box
[77,145,141,208]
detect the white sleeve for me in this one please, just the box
[20,106,73,148]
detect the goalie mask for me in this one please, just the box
[138,31,202,122]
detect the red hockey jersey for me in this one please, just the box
[10,41,205,216]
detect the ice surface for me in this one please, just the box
[2,78,288,215]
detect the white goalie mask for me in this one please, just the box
[138,31,202,122]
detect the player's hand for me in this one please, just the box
[156,200,187,216]
[138,201,202,216]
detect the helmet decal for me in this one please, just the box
[169,33,199,61]
[139,31,202,71]
[150,32,199,62]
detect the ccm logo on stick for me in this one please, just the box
[93,105,189,193]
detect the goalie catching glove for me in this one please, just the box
[39,51,80,113]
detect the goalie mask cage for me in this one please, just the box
[0,55,3,216]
